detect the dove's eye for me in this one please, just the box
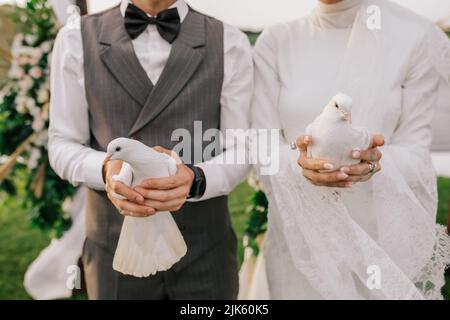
[335,103,339,109]
[115,147,122,152]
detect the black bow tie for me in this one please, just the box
[124,4,181,43]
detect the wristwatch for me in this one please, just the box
[185,164,206,199]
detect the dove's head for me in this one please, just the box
[328,93,353,123]
[106,137,145,163]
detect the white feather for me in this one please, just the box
[106,138,187,278]
[306,93,371,170]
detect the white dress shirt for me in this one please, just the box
[49,0,253,200]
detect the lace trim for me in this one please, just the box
[414,225,450,300]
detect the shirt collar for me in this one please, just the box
[120,0,189,22]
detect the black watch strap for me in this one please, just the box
[185,165,206,199]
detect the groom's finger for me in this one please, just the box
[107,181,145,203]
[140,176,180,190]
[108,196,155,217]
[134,186,187,202]
[143,198,186,212]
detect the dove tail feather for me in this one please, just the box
[113,214,187,278]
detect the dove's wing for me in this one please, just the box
[113,147,187,277]
[351,126,372,151]
[111,162,134,200]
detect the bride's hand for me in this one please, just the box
[296,135,353,188]
[344,135,384,183]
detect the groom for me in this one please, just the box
[48,0,252,299]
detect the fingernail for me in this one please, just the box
[338,173,348,180]
[137,196,144,203]
[352,150,361,159]
[340,167,350,173]
[324,163,334,170]
[346,182,353,187]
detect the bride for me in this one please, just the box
[252,0,450,299]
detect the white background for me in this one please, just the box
[1,0,450,30]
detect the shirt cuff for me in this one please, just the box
[186,162,227,202]
[80,151,107,191]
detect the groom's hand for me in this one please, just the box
[296,135,353,188]
[134,146,195,212]
[104,159,156,217]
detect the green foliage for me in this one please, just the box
[244,190,268,256]
[0,0,75,238]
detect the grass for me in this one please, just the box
[0,180,448,300]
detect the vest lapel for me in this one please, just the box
[128,9,206,137]
[98,7,153,107]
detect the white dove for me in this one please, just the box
[305,93,371,170]
[106,138,187,278]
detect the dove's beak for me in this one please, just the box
[341,111,352,123]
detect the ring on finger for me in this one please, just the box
[367,161,377,175]
[290,141,298,150]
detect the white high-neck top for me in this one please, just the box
[313,0,361,28]
[252,0,442,299]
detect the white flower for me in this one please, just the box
[15,95,27,105]
[29,66,43,79]
[62,197,73,213]
[15,95,28,114]
[18,76,34,92]
[256,206,266,213]
[29,48,43,65]
[8,64,24,79]
[41,103,49,120]
[34,130,48,147]
[40,41,52,53]
[247,169,265,192]
[17,55,30,66]
[32,116,45,132]
[11,34,24,53]
[16,103,27,114]
[25,34,37,46]
[37,87,49,104]
[27,148,41,170]
[25,98,40,115]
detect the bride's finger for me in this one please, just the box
[298,154,335,171]
[345,163,372,176]
[303,168,349,184]
[296,135,312,152]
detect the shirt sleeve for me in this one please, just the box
[381,25,443,191]
[48,24,107,191]
[251,27,298,178]
[190,24,253,201]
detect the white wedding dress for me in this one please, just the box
[252,0,450,299]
